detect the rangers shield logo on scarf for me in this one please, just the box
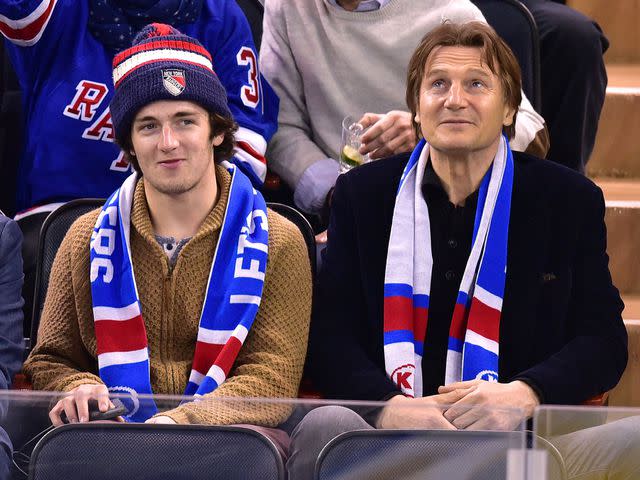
[162,69,186,96]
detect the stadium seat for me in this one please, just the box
[314,429,567,480]
[27,199,103,353]
[29,423,285,480]
[236,0,265,50]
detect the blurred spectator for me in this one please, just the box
[291,22,629,480]
[23,24,310,451]
[260,0,548,216]
[520,0,608,172]
[0,212,25,478]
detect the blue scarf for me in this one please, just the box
[383,136,513,397]
[88,0,203,51]
[90,164,268,421]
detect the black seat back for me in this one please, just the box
[236,0,264,50]
[30,423,285,480]
[29,199,104,351]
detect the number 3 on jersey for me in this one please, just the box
[237,47,260,108]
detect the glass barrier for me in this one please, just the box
[534,405,640,480]
[0,390,532,480]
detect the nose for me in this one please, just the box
[159,124,179,152]
[444,82,466,110]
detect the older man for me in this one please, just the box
[289,22,630,479]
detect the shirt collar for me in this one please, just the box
[421,159,480,208]
[328,0,389,12]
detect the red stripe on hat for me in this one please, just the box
[191,342,225,375]
[467,297,501,343]
[0,0,56,43]
[236,141,267,165]
[449,302,469,340]
[94,317,148,355]
[384,296,413,333]
[215,337,243,376]
[114,58,213,87]
[113,39,212,68]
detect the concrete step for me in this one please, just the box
[599,180,640,296]
[568,0,640,63]
[586,65,640,178]
[623,295,640,320]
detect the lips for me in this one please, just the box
[158,159,185,169]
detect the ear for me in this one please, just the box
[129,150,136,157]
[414,111,421,124]
[502,104,516,127]
[211,133,224,148]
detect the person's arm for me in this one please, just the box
[513,183,627,405]
[307,172,401,401]
[260,0,339,213]
[511,92,550,158]
[157,212,312,426]
[0,218,25,389]
[207,0,280,188]
[0,0,73,88]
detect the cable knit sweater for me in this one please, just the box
[24,165,312,426]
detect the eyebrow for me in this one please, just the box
[134,110,200,124]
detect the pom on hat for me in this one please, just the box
[109,23,231,140]
[133,23,181,43]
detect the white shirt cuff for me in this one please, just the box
[294,158,340,214]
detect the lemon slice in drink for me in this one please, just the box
[341,145,364,168]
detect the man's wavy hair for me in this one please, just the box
[406,21,522,140]
[115,111,238,175]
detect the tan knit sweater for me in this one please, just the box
[24,166,312,426]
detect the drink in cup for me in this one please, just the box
[340,115,369,173]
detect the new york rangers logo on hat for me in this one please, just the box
[162,69,186,96]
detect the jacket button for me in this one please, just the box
[448,239,458,248]
[445,270,455,281]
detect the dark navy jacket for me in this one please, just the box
[307,152,627,405]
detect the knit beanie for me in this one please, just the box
[110,23,232,139]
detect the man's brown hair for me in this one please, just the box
[115,112,238,175]
[406,21,522,140]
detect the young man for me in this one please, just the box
[23,25,311,434]
[291,22,630,479]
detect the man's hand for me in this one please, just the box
[49,384,113,426]
[376,387,476,430]
[145,416,177,424]
[439,380,540,431]
[358,111,417,160]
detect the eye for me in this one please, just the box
[140,122,156,131]
[180,118,195,126]
[432,79,445,89]
[471,80,485,88]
